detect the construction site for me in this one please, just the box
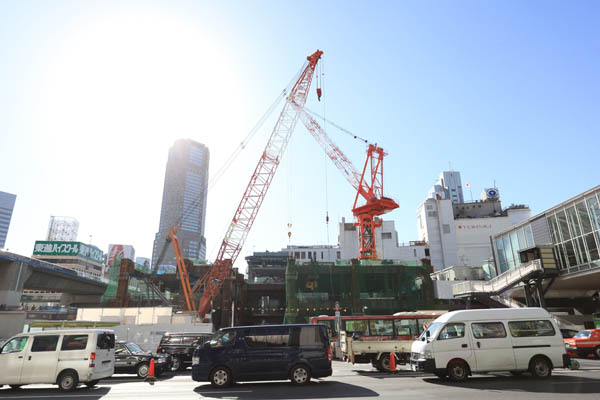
[81,49,440,331]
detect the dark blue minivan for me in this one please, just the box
[192,324,332,387]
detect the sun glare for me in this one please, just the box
[36,8,240,154]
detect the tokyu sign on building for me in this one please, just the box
[33,241,104,264]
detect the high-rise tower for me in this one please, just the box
[0,191,16,249]
[152,139,209,269]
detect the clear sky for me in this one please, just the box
[1,1,598,273]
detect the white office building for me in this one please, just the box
[419,173,531,271]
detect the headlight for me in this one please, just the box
[192,356,200,365]
[421,350,432,358]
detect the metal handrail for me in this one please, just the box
[452,259,543,296]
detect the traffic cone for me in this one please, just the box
[146,358,156,382]
[389,352,396,372]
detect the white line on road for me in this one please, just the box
[0,390,253,399]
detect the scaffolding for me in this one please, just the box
[284,259,435,324]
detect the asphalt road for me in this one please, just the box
[1,359,600,400]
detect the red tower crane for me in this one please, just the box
[296,108,399,259]
[190,50,323,317]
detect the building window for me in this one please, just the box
[424,248,430,257]
[382,232,392,239]
[336,251,341,260]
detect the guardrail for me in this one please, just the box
[452,259,544,297]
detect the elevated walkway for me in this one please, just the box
[453,259,544,298]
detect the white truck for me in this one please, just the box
[341,331,414,371]
[340,313,442,372]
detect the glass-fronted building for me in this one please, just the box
[152,139,210,269]
[492,186,600,275]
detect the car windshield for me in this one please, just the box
[574,330,592,339]
[125,342,147,355]
[419,322,443,341]
[208,330,236,347]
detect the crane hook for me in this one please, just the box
[316,88,322,101]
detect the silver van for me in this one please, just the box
[0,329,115,391]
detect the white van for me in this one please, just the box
[410,308,569,381]
[0,329,115,391]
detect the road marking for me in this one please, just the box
[0,396,102,399]
[196,390,253,394]
[0,390,253,399]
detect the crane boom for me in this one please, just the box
[193,50,323,317]
[296,107,398,259]
[296,107,369,198]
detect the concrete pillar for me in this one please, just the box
[535,280,547,309]
[0,260,31,307]
[524,282,533,307]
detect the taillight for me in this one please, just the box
[89,352,96,368]
[157,346,162,352]
[91,352,96,360]
[327,346,332,362]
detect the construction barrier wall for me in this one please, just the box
[284,259,434,324]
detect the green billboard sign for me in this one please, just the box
[33,241,104,264]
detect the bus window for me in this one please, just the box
[417,318,436,335]
[344,320,369,336]
[394,319,418,337]
[369,319,394,336]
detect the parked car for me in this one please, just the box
[192,324,332,388]
[156,332,212,371]
[564,328,600,358]
[411,308,569,381]
[0,329,115,391]
[115,341,172,378]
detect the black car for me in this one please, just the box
[192,324,332,388]
[156,332,212,371]
[115,341,172,378]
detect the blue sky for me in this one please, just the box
[1,1,598,272]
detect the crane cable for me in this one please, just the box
[303,107,370,145]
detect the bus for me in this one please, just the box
[310,311,445,342]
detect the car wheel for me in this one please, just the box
[378,354,391,372]
[530,357,552,379]
[85,380,100,388]
[58,371,79,391]
[171,356,183,371]
[210,366,232,388]
[595,346,600,359]
[137,363,150,379]
[290,364,311,385]
[9,385,22,390]
[447,361,469,382]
